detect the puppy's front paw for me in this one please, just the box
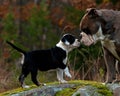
[60,80,68,83]
[64,67,72,78]
[22,85,30,88]
[66,73,72,78]
[40,83,46,86]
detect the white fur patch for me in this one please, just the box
[92,25,105,42]
[63,57,67,65]
[56,41,67,52]
[73,39,80,47]
[21,54,25,65]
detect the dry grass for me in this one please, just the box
[0,58,19,93]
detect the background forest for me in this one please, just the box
[0,0,120,92]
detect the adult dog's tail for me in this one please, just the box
[6,41,26,55]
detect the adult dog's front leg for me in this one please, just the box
[57,68,67,83]
[103,48,116,83]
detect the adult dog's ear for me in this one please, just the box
[86,8,102,18]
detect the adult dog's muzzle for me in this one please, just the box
[80,32,94,46]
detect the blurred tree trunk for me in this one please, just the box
[16,0,23,36]
[34,0,41,5]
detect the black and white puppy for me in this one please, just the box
[7,34,80,88]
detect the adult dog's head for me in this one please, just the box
[79,8,120,83]
[80,8,116,46]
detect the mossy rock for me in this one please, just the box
[0,80,113,96]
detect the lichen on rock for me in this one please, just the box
[0,80,115,96]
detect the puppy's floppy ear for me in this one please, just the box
[61,36,70,45]
[86,8,102,18]
[65,41,70,45]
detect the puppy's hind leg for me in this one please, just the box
[19,70,30,88]
[31,69,41,86]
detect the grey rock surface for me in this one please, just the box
[11,84,76,96]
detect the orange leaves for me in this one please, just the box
[50,6,74,29]
[70,0,96,10]
[13,2,40,21]
[58,16,65,26]
[0,2,9,18]
[0,2,41,21]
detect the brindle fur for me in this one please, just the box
[80,8,120,83]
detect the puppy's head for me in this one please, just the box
[57,34,80,52]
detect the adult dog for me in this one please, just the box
[7,34,80,88]
[80,8,120,83]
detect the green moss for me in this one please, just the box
[91,83,113,96]
[0,82,60,96]
[97,86,113,96]
[98,90,112,96]
[69,80,102,86]
[0,80,113,96]
[55,80,113,96]
[55,88,75,96]
[0,85,37,96]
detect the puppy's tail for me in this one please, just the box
[6,41,26,55]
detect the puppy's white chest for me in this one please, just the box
[63,57,67,65]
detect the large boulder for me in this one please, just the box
[1,80,116,96]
